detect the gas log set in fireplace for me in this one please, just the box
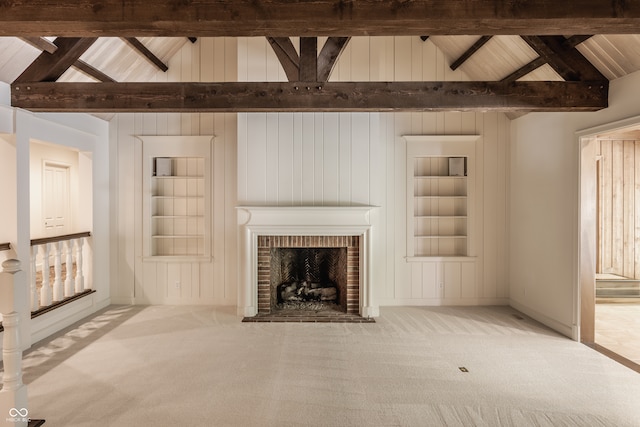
[272,247,347,312]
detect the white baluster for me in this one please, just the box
[64,239,74,297]
[52,241,63,302]
[30,246,39,311]
[74,238,84,293]
[0,259,29,427]
[39,243,51,307]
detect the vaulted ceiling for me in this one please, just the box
[1,1,640,114]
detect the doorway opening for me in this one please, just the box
[579,120,640,372]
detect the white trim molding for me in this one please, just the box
[236,206,379,318]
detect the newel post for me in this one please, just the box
[0,259,29,427]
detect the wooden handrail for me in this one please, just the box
[31,231,91,246]
[0,242,10,251]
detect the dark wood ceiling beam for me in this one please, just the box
[501,57,547,83]
[450,36,492,71]
[502,35,596,82]
[19,37,115,83]
[14,37,97,82]
[1,1,640,36]
[11,81,608,113]
[565,35,594,47]
[317,37,351,82]
[299,38,318,82]
[122,37,168,72]
[20,37,58,54]
[521,35,605,81]
[266,37,300,81]
[73,60,116,82]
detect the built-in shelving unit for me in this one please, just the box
[140,136,213,260]
[405,135,479,259]
[151,157,205,256]
[413,160,468,256]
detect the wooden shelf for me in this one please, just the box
[147,155,208,257]
[410,155,469,257]
[152,215,203,219]
[415,175,466,179]
[415,235,467,239]
[415,215,467,219]
[151,196,204,199]
[152,175,203,179]
[152,235,204,239]
[414,196,467,199]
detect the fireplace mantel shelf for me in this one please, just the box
[237,205,378,230]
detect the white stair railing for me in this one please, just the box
[30,232,91,311]
[29,246,38,311]
[39,243,51,307]
[74,237,84,294]
[64,240,74,298]
[0,259,29,427]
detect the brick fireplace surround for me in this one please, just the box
[237,206,379,319]
[257,235,360,314]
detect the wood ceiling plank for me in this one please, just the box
[1,1,640,36]
[122,37,168,72]
[14,37,97,82]
[11,80,608,112]
[450,36,492,71]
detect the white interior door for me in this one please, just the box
[43,163,70,235]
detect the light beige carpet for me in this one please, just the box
[15,305,640,426]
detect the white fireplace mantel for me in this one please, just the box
[237,206,379,318]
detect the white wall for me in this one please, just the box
[0,138,16,266]
[29,141,83,239]
[238,37,511,308]
[0,91,15,266]
[510,70,640,338]
[111,38,238,305]
[0,84,110,354]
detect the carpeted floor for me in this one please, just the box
[15,305,640,426]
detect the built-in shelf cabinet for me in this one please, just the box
[151,158,205,256]
[405,135,479,259]
[140,136,214,260]
[414,167,468,256]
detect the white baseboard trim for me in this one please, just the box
[509,299,574,339]
[30,295,111,345]
[377,298,510,306]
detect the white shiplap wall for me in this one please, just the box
[111,38,238,305]
[238,37,510,307]
[112,36,509,307]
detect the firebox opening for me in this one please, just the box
[270,247,347,313]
